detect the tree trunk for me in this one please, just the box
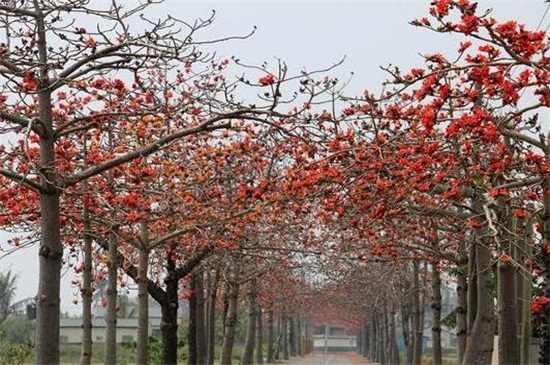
[282,310,289,360]
[195,271,207,365]
[188,273,198,365]
[389,305,400,365]
[274,313,281,361]
[383,306,390,364]
[456,262,468,364]
[256,304,264,364]
[467,242,478,333]
[432,262,442,365]
[34,9,63,362]
[241,280,257,365]
[289,315,297,357]
[161,256,179,365]
[520,219,532,365]
[498,250,519,364]
[374,312,380,363]
[267,307,274,363]
[206,269,220,365]
[540,176,550,365]
[80,205,93,365]
[378,311,386,365]
[401,301,413,365]
[220,275,240,365]
[462,227,496,364]
[104,231,118,365]
[412,261,423,365]
[136,225,150,365]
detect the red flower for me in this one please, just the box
[514,209,530,218]
[259,73,275,85]
[531,296,549,314]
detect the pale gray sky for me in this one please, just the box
[1,0,547,314]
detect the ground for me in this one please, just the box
[283,352,370,365]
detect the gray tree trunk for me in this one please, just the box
[80,205,93,365]
[267,308,274,363]
[520,219,532,365]
[467,242,478,332]
[206,269,220,365]
[498,248,519,364]
[401,301,413,365]
[389,305,400,365]
[188,273,198,365]
[256,305,264,364]
[456,260,468,364]
[35,10,62,360]
[241,280,257,365]
[432,262,442,365]
[289,315,297,357]
[282,310,289,360]
[412,261,423,365]
[136,224,150,365]
[220,272,240,365]
[104,231,118,365]
[195,271,207,365]
[540,176,550,365]
[161,254,179,365]
[462,224,496,364]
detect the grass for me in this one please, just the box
[59,342,246,364]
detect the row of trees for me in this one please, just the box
[0,0,549,364]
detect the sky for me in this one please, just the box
[1,0,548,314]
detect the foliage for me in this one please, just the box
[0,330,33,365]
[0,271,17,326]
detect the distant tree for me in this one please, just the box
[0,271,17,326]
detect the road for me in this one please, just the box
[282,352,372,365]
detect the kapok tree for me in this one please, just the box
[0,1,344,363]
[320,1,549,363]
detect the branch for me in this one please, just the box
[406,204,474,220]
[95,236,167,305]
[0,168,46,193]
[0,110,43,136]
[174,245,214,280]
[63,114,241,187]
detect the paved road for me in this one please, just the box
[282,352,373,365]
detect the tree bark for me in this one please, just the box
[389,305,400,365]
[462,224,496,365]
[220,271,240,365]
[33,5,63,363]
[540,175,550,365]
[289,315,297,357]
[195,271,207,365]
[241,279,257,365]
[206,269,220,365]
[256,304,264,364]
[456,261,468,364]
[188,273,198,365]
[282,310,289,360]
[267,307,274,363]
[80,205,93,365]
[412,261,423,365]
[432,262,442,365]
[467,241,478,333]
[498,250,519,364]
[104,231,118,365]
[520,219,532,365]
[162,256,179,365]
[401,301,413,365]
[136,225,150,365]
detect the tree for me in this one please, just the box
[0,1,343,363]
[0,271,17,326]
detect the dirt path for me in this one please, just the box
[280,352,373,365]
